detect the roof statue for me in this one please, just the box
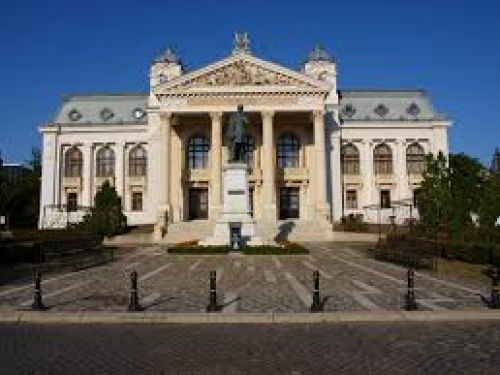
[232,32,250,55]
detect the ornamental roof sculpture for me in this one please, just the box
[232,32,251,55]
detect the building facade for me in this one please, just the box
[39,37,450,239]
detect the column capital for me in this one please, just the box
[313,110,325,120]
[261,110,275,120]
[160,112,173,122]
[209,111,223,122]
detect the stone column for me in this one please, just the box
[261,110,276,221]
[313,110,329,220]
[210,112,222,219]
[38,128,58,228]
[151,111,172,241]
[81,143,93,208]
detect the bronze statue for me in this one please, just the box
[227,104,248,162]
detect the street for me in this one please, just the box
[0,321,499,374]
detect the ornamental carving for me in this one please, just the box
[173,60,315,89]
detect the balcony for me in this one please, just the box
[183,169,209,182]
[62,176,82,188]
[277,167,309,182]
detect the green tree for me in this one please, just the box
[447,153,484,241]
[80,180,127,238]
[477,173,500,229]
[9,148,42,227]
[417,152,451,236]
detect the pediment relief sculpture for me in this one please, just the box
[171,60,317,89]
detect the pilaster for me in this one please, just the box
[209,111,223,219]
[115,142,125,206]
[313,110,330,220]
[81,143,93,207]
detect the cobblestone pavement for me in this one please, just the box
[0,322,499,374]
[0,243,491,312]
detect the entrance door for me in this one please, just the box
[188,188,208,220]
[279,187,300,219]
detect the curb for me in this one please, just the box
[0,310,500,324]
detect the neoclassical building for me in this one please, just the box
[39,36,450,240]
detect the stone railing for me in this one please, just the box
[41,205,89,229]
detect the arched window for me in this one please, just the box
[96,146,115,177]
[64,147,83,177]
[373,144,393,174]
[187,135,209,169]
[406,143,425,174]
[277,134,300,168]
[129,145,147,177]
[341,143,360,175]
[244,135,255,168]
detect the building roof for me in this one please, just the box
[52,93,148,125]
[339,89,447,122]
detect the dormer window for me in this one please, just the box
[68,109,82,122]
[406,102,421,117]
[374,104,389,118]
[100,108,114,122]
[132,108,146,120]
[342,104,356,118]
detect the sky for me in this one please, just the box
[0,0,498,166]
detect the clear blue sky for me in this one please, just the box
[0,0,498,166]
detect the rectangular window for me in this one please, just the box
[413,188,421,208]
[346,190,358,209]
[131,192,143,211]
[380,190,391,209]
[66,193,78,212]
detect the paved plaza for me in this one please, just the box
[0,243,490,313]
[0,322,499,374]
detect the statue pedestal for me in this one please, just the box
[200,163,265,246]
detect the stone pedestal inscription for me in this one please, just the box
[200,163,265,246]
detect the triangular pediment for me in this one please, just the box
[154,53,331,95]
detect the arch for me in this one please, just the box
[64,147,83,177]
[373,143,393,174]
[277,133,300,168]
[96,146,115,177]
[129,145,147,177]
[341,143,360,175]
[186,135,209,169]
[406,142,425,174]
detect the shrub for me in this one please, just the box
[79,181,126,239]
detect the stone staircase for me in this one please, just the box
[160,220,215,245]
[161,219,334,245]
[272,220,334,242]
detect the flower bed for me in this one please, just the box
[167,240,309,255]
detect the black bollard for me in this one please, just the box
[206,270,218,312]
[488,266,500,309]
[404,268,418,311]
[127,270,142,312]
[31,267,47,311]
[310,270,323,312]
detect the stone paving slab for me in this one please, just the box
[0,242,492,313]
